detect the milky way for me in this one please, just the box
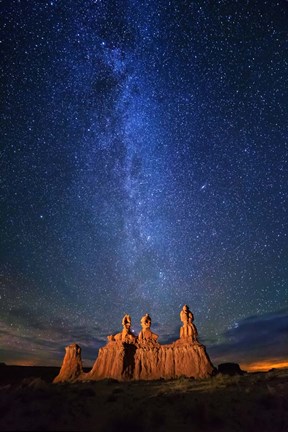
[1,0,288,367]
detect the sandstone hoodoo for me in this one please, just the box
[53,305,215,383]
[54,343,83,383]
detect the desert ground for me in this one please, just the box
[0,365,287,431]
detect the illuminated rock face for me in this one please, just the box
[88,341,137,381]
[53,307,215,383]
[53,343,83,383]
[135,339,214,380]
[85,339,214,381]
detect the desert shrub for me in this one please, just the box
[209,373,241,389]
[19,377,48,390]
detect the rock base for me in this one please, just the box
[53,307,216,383]
[54,339,215,383]
[84,339,214,381]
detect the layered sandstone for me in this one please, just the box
[53,306,215,383]
[84,337,214,381]
[53,343,83,383]
[135,339,214,380]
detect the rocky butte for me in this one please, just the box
[54,305,215,383]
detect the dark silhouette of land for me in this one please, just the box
[0,364,287,431]
[0,364,60,385]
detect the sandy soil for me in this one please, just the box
[0,367,287,431]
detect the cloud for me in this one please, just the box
[208,308,288,368]
[2,306,287,370]
[0,308,107,366]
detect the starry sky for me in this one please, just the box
[1,0,288,370]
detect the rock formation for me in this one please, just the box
[138,313,158,342]
[179,304,199,342]
[53,306,215,383]
[108,314,136,343]
[53,343,83,383]
[218,363,246,376]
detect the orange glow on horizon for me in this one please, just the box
[242,360,288,372]
[8,360,38,366]
[4,359,59,367]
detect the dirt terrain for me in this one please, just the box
[0,366,287,431]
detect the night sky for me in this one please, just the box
[1,0,288,370]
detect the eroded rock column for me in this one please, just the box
[53,343,83,383]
